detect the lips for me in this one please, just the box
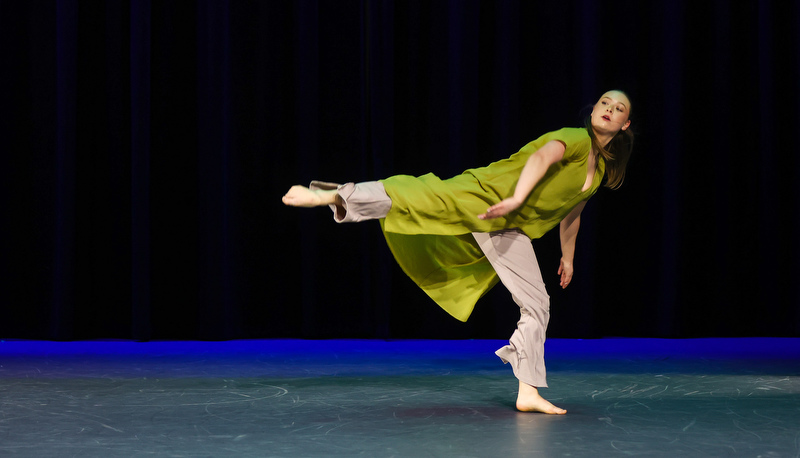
[602,115,611,121]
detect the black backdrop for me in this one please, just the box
[2,0,799,340]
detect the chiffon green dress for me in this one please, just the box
[379,127,604,322]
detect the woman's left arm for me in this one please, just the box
[558,200,587,289]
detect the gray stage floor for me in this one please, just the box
[0,338,798,457]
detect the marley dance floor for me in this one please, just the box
[0,338,798,457]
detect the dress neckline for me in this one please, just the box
[580,151,599,193]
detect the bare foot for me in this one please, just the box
[282,185,337,207]
[516,381,567,414]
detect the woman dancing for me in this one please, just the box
[283,90,634,414]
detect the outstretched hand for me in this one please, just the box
[558,259,574,289]
[478,197,521,220]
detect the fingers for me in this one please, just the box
[478,205,500,220]
[560,270,573,288]
[479,200,512,220]
[559,261,573,289]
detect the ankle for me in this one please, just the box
[314,189,339,206]
[518,380,539,394]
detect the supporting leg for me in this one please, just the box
[473,229,566,414]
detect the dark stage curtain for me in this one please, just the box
[2,0,799,340]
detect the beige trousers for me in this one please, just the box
[311,180,551,388]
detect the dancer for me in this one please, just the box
[283,90,634,414]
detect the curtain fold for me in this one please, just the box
[1,0,798,339]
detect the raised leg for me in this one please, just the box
[282,185,341,207]
[283,181,392,223]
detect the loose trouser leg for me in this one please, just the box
[310,181,392,222]
[472,229,550,388]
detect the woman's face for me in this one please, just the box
[590,91,631,136]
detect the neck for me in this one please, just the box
[591,128,616,148]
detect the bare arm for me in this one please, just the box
[558,200,586,289]
[478,140,566,219]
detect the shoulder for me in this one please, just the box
[549,127,590,144]
[527,127,589,146]
[519,127,591,156]
[553,127,591,161]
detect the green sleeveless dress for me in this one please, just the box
[379,127,604,321]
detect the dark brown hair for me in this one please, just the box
[585,95,634,189]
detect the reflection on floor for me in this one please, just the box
[0,338,798,457]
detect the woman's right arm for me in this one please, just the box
[478,140,566,220]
